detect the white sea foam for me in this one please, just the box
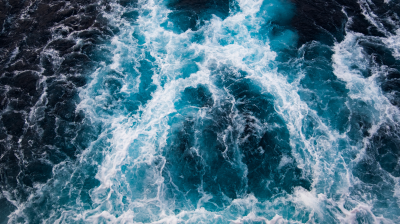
[358,0,400,60]
[8,0,400,223]
[76,0,316,221]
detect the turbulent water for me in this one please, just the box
[0,0,400,223]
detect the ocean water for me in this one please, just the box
[0,0,399,223]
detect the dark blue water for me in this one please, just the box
[0,0,400,223]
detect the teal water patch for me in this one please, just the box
[5,0,400,223]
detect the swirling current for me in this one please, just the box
[0,0,400,223]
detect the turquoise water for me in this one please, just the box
[2,0,400,223]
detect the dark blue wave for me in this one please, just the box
[0,0,399,223]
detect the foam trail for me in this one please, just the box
[4,0,400,223]
[78,0,364,222]
[67,0,319,221]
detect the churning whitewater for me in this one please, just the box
[1,0,400,223]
